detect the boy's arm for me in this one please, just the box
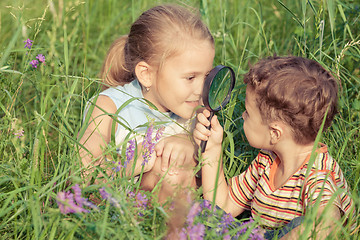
[281,205,341,240]
[194,109,245,217]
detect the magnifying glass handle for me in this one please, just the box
[200,111,215,153]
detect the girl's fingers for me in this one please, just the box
[211,115,222,131]
[154,140,164,157]
[194,122,211,138]
[197,112,211,127]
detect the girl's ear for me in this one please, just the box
[269,122,283,145]
[135,61,154,89]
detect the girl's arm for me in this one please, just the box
[78,95,155,182]
[193,109,245,217]
[154,133,196,175]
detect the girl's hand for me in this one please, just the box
[140,147,157,173]
[193,109,223,152]
[154,134,195,175]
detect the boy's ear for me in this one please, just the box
[135,61,154,88]
[269,122,283,145]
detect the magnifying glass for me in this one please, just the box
[200,65,235,153]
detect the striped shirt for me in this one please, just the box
[229,144,355,229]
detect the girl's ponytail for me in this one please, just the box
[100,35,133,88]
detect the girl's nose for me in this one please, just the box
[193,79,204,96]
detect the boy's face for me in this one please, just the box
[242,86,272,149]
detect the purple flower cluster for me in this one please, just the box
[235,218,264,240]
[176,201,206,240]
[141,125,164,165]
[24,39,33,49]
[56,184,98,214]
[113,139,136,172]
[99,188,149,216]
[179,223,205,240]
[13,129,24,138]
[23,39,46,68]
[173,200,264,240]
[142,125,154,165]
[99,187,121,208]
[128,191,149,216]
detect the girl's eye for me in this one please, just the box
[186,76,195,81]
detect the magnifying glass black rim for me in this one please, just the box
[202,65,235,112]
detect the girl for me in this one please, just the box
[79,4,215,202]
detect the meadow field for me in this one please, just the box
[0,0,359,239]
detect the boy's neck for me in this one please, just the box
[273,140,315,177]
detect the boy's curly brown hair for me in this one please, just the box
[244,56,339,145]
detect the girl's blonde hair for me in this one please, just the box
[100,4,214,88]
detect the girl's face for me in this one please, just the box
[146,40,215,119]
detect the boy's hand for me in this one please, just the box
[193,109,223,152]
[154,134,195,175]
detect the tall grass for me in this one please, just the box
[0,0,359,239]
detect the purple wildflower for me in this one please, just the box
[141,124,164,165]
[128,191,149,216]
[135,192,148,209]
[179,228,188,240]
[99,187,110,199]
[233,218,265,239]
[154,127,165,141]
[135,192,148,216]
[113,139,136,172]
[13,129,24,138]
[36,54,45,63]
[56,191,89,214]
[200,199,212,211]
[187,223,205,240]
[29,59,39,68]
[220,212,235,229]
[72,184,98,210]
[250,230,265,240]
[72,184,83,204]
[99,187,121,208]
[113,160,122,172]
[24,39,33,49]
[56,185,98,214]
[142,124,154,165]
[186,202,202,226]
[223,234,231,240]
[125,139,136,167]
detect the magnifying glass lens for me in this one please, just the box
[200,65,235,153]
[209,68,233,110]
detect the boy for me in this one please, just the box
[194,56,355,239]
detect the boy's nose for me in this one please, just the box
[242,111,246,119]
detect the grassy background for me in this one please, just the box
[0,0,359,239]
